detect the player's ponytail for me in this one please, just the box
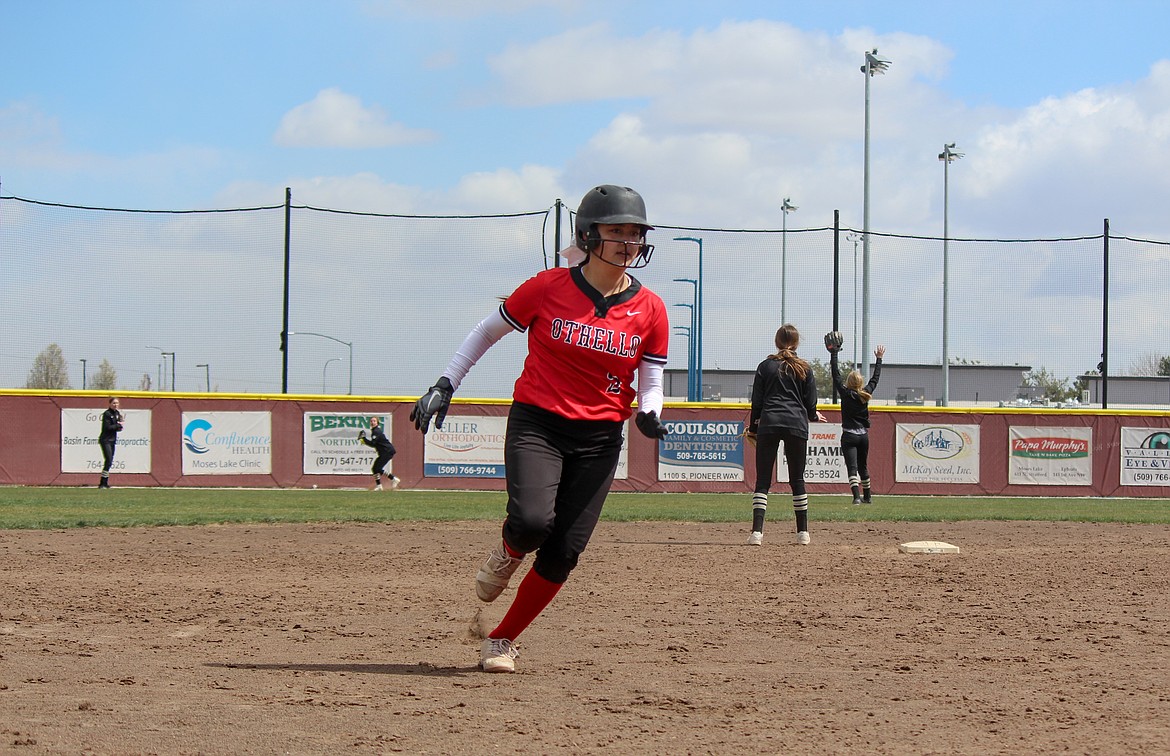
[845,370,872,403]
[768,324,809,381]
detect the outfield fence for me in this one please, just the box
[2,194,1169,403]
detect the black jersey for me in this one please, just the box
[749,356,819,440]
[831,352,882,432]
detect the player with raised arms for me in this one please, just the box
[411,184,671,673]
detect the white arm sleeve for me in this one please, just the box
[441,308,515,391]
[636,359,665,417]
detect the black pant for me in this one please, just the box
[100,439,116,473]
[841,431,869,480]
[372,450,394,476]
[502,402,623,584]
[753,430,808,496]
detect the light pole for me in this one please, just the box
[322,357,342,394]
[196,363,210,393]
[673,277,698,401]
[860,48,890,378]
[846,232,862,367]
[781,197,797,324]
[288,331,353,394]
[147,347,172,391]
[939,142,963,407]
[80,358,87,390]
[673,302,695,402]
[674,237,704,400]
[672,326,692,401]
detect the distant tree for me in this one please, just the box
[808,357,859,401]
[90,359,118,391]
[26,344,71,389]
[1129,353,1170,376]
[1021,367,1076,403]
[138,373,152,391]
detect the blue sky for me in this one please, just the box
[3,0,1170,393]
[6,0,1170,228]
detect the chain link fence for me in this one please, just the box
[3,194,1166,401]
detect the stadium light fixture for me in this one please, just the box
[939,142,964,407]
[860,48,890,378]
[781,197,798,324]
[673,277,699,401]
[674,237,704,400]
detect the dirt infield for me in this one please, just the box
[2,519,1169,754]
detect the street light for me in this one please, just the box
[196,363,210,393]
[673,277,698,401]
[939,142,964,407]
[674,237,704,400]
[860,47,890,379]
[846,232,862,368]
[288,331,353,394]
[322,357,342,394]
[80,358,87,390]
[671,326,692,401]
[781,197,798,324]
[673,302,696,402]
[146,347,174,391]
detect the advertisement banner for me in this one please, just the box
[422,414,629,480]
[424,415,507,478]
[181,412,271,475]
[779,424,848,484]
[303,412,389,475]
[1119,427,1170,486]
[895,423,980,484]
[60,408,152,474]
[1008,426,1093,485]
[658,419,745,482]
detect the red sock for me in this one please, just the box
[490,569,563,642]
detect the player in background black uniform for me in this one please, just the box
[826,332,884,505]
[98,397,123,488]
[745,324,825,546]
[357,416,399,491]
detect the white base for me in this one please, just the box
[898,540,960,554]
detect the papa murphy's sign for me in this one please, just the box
[1008,426,1092,485]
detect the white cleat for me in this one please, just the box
[746,531,763,546]
[796,531,811,545]
[475,542,523,602]
[480,637,519,673]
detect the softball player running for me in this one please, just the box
[826,332,884,505]
[744,325,825,546]
[411,185,670,673]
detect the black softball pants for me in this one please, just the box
[502,402,624,584]
[753,429,808,496]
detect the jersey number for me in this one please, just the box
[606,373,623,395]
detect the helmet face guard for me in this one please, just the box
[574,184,654,267]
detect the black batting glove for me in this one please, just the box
[410,377,454,434]
[635,410,668,439]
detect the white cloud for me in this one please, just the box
[274,88,436,149]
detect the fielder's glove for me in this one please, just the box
[824,330,844,353]
[357,430,367,439]
[743,430,757,448]
[635,410,668,439]
[410,377,454,434]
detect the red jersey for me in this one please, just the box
[500,266,669,422]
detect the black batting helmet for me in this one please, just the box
[574,185,653,254]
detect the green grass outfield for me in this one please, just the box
[1,487,1168,529]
